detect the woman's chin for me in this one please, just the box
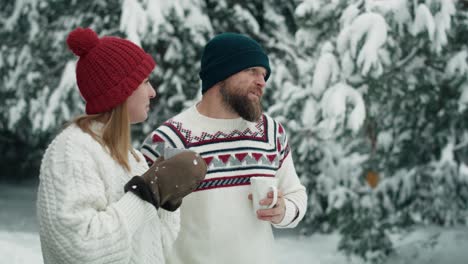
[130,114,148,124]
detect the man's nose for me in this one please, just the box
[255,75,266,88]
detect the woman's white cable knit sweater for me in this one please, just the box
[36,123,180,264]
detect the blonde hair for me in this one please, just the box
[71,101,140,171]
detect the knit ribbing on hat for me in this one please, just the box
[67,28,156,114]
[199,33,271,94]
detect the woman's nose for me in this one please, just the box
[149,85,156,99]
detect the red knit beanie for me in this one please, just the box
[66,27,156,114]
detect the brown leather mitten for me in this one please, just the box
[140,151,207,211]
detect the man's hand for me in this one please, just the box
[248,190,285,224]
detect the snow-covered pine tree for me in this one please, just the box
[4,1,467,262]
[287,0,385,261]
[122,0,292,137]
[370,0,468,229]
[126,0,212,137]
[1,0,302,181]
[0,0,122,181]
[291,0,468,262]
[128,0,303,141]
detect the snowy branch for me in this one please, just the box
[394,45,421,69]
[337,12,388,77]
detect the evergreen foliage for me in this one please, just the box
[1,0,468,262]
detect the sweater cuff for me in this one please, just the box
[273,198,298,228]
[158,208,181,226]
[124,176,159,208]
[114,192,156,235]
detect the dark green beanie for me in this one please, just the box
[199,33,271,94]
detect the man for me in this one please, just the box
[141,32,307,264]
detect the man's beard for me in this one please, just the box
[220,82,263,122]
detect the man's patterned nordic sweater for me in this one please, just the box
[141,114,291,192]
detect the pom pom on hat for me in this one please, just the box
[66,27,156,114]
[66,27,100,57]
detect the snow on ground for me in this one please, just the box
[0,183,38,233]
[386,227,468,264]
[276,234,361,264]
[0,231,42,264]
[2,183,468,264]
[0,229,356,264]
[0,183,320,264]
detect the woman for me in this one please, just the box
[36,27,206,264]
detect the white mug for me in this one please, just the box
[164,148,189,159]
[250,177,278,215]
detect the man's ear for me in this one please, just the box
[213,80,224,90]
